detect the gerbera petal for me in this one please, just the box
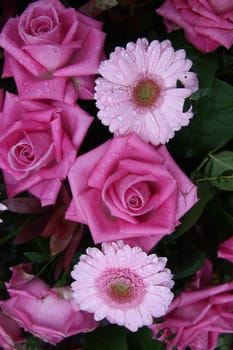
[118,55,139,83]
[147,44,162,73]
[95,38,198,145]
[71,241,174,332]
[154,47,175,73]
[135,42,148,73]
[138,303,154,325]
[94,304,109,321]
[124,309,143,332]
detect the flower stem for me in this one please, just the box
[195,175,233,183]
[0,217,32,246]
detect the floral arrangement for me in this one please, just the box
[0,0,233,349]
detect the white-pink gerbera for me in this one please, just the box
[0,201,7,223]
[95,38,199,145]
[71,240,174,332]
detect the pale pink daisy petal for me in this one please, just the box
[0,203,7,211]
[0,196,7,223]
[71,240,174,332]
[95,38,198,145]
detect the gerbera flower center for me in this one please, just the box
[97,268,145,306]
[109,278,133,299]
[133,78,160,107]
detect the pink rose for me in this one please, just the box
[218,236,233,263]
[0,309,24,350]
[0,0,105,102]
[151,260,233,350]
[156,0,233,53]
[0,92,93,206]
[1,264,98,345]
[66,133,198,252]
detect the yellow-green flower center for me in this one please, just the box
[111,281,132,298]
[98,268,146,306]
[133,78,160,107]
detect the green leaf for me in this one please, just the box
[216,333,233,350]
[203,151,233,191]
[206,199,233,237]
[128,327,166,350]
[171,247,206,280]
[25,335,42,350]
[169,79,233,157]
[84,325,128,350]
[189,49,217,89]
[23,252,50,263]
[173,182,214,238]
[189,88,212,101]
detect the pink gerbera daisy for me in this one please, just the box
[71,240,174,332]
[95,38,199,145]
[0,201,7,223]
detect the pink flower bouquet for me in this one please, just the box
[0,0,232,349]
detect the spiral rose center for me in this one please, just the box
[8,131,54,174]
[127,193,142,209]
[133,78,160,107]
[123,182,151,214]
[18,5,61,45]
[31,17,53,35]
[14,144,34,164]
